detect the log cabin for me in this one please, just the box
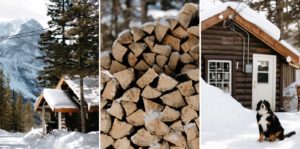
[34,76,99,133]
[201,2,300,111]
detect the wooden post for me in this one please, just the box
[297,85,300,111]
[58,112,62,130]
[42,106,46,135]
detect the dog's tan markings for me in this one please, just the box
[258,133,264,142]
[269,134,276,142]
[274,131,282,140]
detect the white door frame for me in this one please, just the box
[252,54,277,111]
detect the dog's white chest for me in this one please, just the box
[259,114,270,132]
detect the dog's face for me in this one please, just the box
[256,100,271,115]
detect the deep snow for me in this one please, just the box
[201,78,300,149]
[0,128,99,149]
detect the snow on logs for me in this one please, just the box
[101,3,199,148]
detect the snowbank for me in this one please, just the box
[283,80,300,112]
[201,78,254,131]
[0,128,99,149]
[202,78,300,149]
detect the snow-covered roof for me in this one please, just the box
[201,1,300,60]
[64,76,99,111]
[43,89,79,112]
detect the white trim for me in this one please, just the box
[207,60,232,94]
[58,112,62,130]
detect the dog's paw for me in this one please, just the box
[257,138,264,142]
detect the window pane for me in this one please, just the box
[258,73,268,83]
[258,61,269,71]
[209,62,215,70]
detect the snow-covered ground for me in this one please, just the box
[0,128,99,149]
[201,78,300,149]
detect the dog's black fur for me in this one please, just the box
[256,100,296,142]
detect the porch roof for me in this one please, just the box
[34,89,79,113]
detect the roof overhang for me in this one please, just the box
[34,89,79,113]
[201,7,300,67]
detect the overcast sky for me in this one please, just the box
[0,0,49,28]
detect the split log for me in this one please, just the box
[102,79,119,100]
[168,52,180,71]
[101,134,114,149]
[134,59,150,71]
[101,110,112,134]
[180,53,194,64]
[152,44,172,57]
[128,52,138,67]
[126,109,145,126]
[177,80,196,97]
[107,101,125,120]
[155,20,170,42]
[170,120,184,132]
[183,123,198,141]
[129,42,147,57]
[188,137,199,149]
[143,53,156,66]
[131,27,145,42]
[181,105,198,124]
[112,42,128,62]
[163,131,187,147]
[181,35,198,53]
[167,17,178,30]
[156,73,179,92]
[136,68,158,88]
[122,101,137,116]
[145,110,170,136]
[109,118,134,139]
[161,106,180,122]
[172,26,189,39]
[113,137,133,149]
[114,68,135,90]
[160,90,186,108]
[131,128,160,147]
[101,51,111,69]
[143,98,164,113]
[143,22,155,34]
[187,26,199,37]
[117,87,141,103]
[185,95,199,111]
[118,29,133,44]
[144,36,155,49]
[163,35,181,51]
[156,55,168,68]
[109,60,127,74]
[141,85,162,99]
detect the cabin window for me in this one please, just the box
[208,60,232,94]
[257,61,269,83]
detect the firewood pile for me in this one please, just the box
[101,3,199,149]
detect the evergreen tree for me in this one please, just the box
[23,101,34,132]
[38,0,73,88]
[64,0,99,133]
[0,69,13,131]
[15,93,24,132]
[39,0,98,133]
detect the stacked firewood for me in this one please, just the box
[101,3,199,149]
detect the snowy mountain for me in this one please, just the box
[0,18,44,101]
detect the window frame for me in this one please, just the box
[207,60,232,94]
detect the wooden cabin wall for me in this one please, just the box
[201,22,295,110]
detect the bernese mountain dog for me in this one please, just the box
[256,100,296,142]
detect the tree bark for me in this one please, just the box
[80,72,87,133]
